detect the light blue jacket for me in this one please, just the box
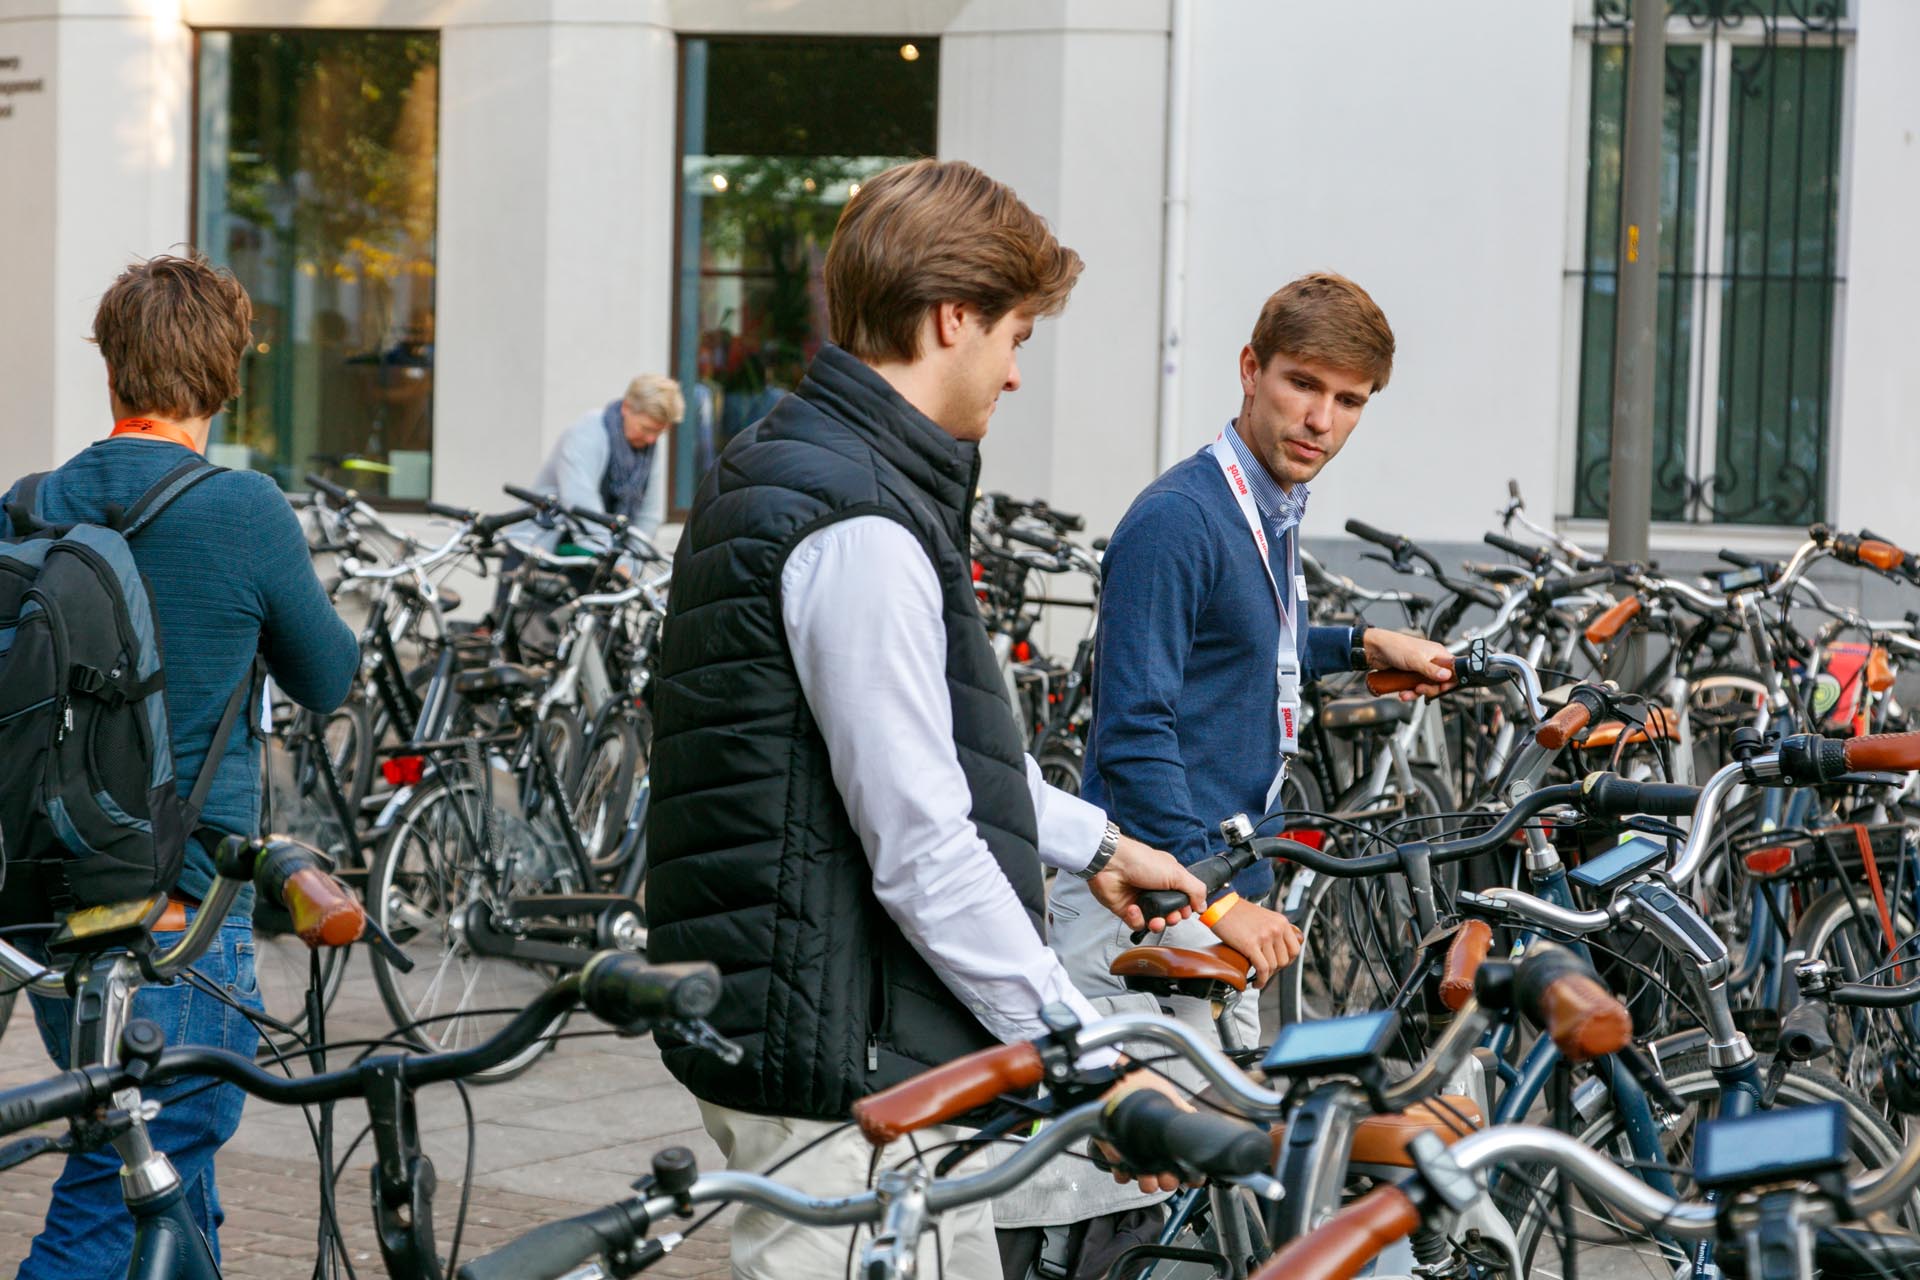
[530,406,668,545]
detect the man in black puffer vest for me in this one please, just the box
[649,159,1207,1278]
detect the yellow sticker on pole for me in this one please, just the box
[1626,224,1640,263]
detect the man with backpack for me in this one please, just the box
[0,252,357,1276]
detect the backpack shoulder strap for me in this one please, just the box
[184,658,259,830]
[117,458,228,538]
[5,473,51,535]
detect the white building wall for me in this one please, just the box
[1829,0,1920,550]
[6,0,1915,563]
[0,0,192,471]
[941,0,1169,538]
[1175,0,1580,545]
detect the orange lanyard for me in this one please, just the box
[111,418,201,451]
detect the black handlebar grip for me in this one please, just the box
[579,954,721,1025]
[1104,1089,1270,1180]
[1054,510,1086,533]
[1132,847,1239,928]
[303,472,353,503]
[1484,531,1543,562]
[1462,584,1504,611]
[1719,548,1761,569]
[1533,568,1614,603]
[1345,519,1405,552]
[1002,524,1063,553]
[0,1071,101,1138]
[567,505,623,531]
[1580,773,1703,818]
[456,1202,643,1280]
[474,505,537,539]
[503,484,555,508]
[423,499,476,521]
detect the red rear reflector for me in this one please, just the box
[382,755,426,787]
[1280,829,1327,850]
[1745,846,1793,875]
[1013,641,1032,662]
[971,560,985,582]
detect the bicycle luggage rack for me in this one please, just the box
[1733,822,1913,885]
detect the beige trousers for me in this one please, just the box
[697,1099,1002,1280]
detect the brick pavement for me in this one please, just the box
[0,952,734,1278]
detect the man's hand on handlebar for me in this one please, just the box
[1095,1067,1198,1195]
[1208,899,1302,988]
[1086,837,1207,932]
[1363,630,1455,701]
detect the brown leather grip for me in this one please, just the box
[1365,654,1456,697]
[1540,973,1634,1063]
[1248,1184,1423,1280]
[1857,539,1905,572]
[1584,594,1642,645]
[1867,646,1896,694]
[283,866,365,949]
[1438,920,1494,1012]
[1534,700,1594,750]
[1844,732,1920,773]
[851,1041,1044,1146]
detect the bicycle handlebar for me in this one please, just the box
[1578,773,1703,817]
[456,1200,650,1280]
[304,472,354,504]
[1346,519,1409,555]
[1438,921,1493,1013]
[1102,1088,1271,1180]
[853,1042,1045,1145]
[1534,685,1611,750]
[251,840,363,948]
[578,954,720,1025]
[1531,568,1614,604]
[1484,530,1548,566]
[1584,594,1643,644]
[503,484,556,510]
[1513,942,1634,1063]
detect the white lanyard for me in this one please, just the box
[1210,432,1307,808]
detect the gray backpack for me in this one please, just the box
[0,459,251,921]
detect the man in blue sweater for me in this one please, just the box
[1051,273,1451,1044]
[2,253,358,1278]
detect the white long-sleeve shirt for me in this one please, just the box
[779,515,1110,1043]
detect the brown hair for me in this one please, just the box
[1249,272,1395,392]
[92,252,254,419]
[824,159,1083,364]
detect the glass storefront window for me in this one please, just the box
[672,36,939,511]
[195,30,439,501]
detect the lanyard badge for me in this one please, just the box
[1211,432,1309,807]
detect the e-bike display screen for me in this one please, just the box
[1568,835,1668,895]
[1693,1101,1847,1191]
[1262,1010,1398,1078]
[1716,564,1768,592]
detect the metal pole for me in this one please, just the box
[1608,0,1665,681]
[1608,0,1664,564]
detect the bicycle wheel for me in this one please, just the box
[1276,766,1453,1035]
[1787,885,1920,1120]
[1035,732,1084,796]
[367,769,570,1082]
[1502,1048,1914,1277]
[574,707,643,861]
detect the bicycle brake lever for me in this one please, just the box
[359,916,416,974]
[664,1017,744,1066]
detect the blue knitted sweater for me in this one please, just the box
[1082,448,1353,899]
[3,438,358,910]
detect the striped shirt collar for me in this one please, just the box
[1225,419,1310,534]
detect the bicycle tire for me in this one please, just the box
[1276,765,1454,1036]
[366,770,569,1082]
[575,707,643,862]
[1784,884,1920,1120]
[1502,1047,1914,1277]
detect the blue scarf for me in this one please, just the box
[600,399,654,522]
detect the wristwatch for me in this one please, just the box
[1077,821,1123,880]
[1349,625,1372,671]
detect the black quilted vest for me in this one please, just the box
[648,344,1046,1120]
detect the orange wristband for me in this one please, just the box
[1200,893,1241,928]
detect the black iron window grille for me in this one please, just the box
[1572,1,1850,526]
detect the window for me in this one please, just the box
[670,36,939,512]
[1571,2,1848,526]
[194,30,439,501]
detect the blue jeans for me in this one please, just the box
[18,913,263,1280]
